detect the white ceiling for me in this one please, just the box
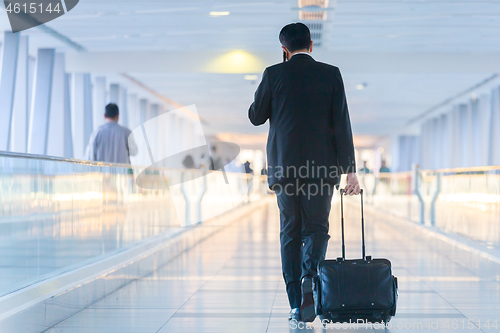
[2,0,500,140]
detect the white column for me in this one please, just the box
[47,53,66,157]
[83,74,93,146]
[178,117,187,152]
[28,49,55,155]
[489,87,500,165]
[445,110,455,168]
[411,136,420,169]
[109,83,119,104]
[166,112,177,158]
[458,104,470,167]
[431,118,440,169]
[448,106,460,168]
[71,73,94,159]
[399,136,410,171]
[419,122,429,169]
[425,121,433,169]
[10,36,29,153]
[135,98,149,165]
[185,120,194,155]
[139,98,148,123]
[477,94,491,167]
[128,93,138,129]
[93,76,106,129]
[27,56,35,125]
[426,119,434,169]
[64,74,73,158]
[147,104,159,153]
[390,135,400,172]
[438,114,448,169]
[154,104,166,159]
[119,87,128,127]
[0,32,20,150]
[469,98,480,167]
[147,103,158,121]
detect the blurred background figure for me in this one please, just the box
[379,160,390,173]
[85,103,137,164]
[243,160,253,174]
[182,154,196,169]
[209,145,224,170]
[359,161,370,174]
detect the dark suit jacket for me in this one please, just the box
[249,54,356,188]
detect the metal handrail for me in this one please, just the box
[0,151,246,175]
[0,150,138,169]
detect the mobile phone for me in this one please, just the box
[283,51,287,62]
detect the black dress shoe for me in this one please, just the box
[289,308,300,321]
[300,276,316,322]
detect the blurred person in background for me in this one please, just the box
[379,160,390,173]
[359,160,370,174]
[244,160,253,174]
[85,103,138,164]
[182,155,196,169]
[209,145,224,170]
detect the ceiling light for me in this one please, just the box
[356,83,367,90]
[244,75,258,81]
[210,11,230,17]
[205,50,264,74]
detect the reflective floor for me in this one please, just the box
[46,198,500,332]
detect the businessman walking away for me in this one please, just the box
[248,23,361,322]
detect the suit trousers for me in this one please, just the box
[275,179,335,309]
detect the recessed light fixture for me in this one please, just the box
[206,50,263,73]
[210,11,230,17]
[244,75,258,81]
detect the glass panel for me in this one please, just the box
[0,153,264,297]
[366,167,500,249]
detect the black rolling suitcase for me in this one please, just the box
[314,189,398,324]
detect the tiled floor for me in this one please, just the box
[47,198,500,332]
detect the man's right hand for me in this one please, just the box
[345,173,361,196]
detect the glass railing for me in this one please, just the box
[0,152,266,297]
[361,166,500,249]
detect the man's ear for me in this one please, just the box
[309,40,313,53]
[281,46,289,59]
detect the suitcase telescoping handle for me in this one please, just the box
[339,188,365,260]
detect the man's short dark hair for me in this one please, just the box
[279,23,311,53]
[105,103,119,118]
